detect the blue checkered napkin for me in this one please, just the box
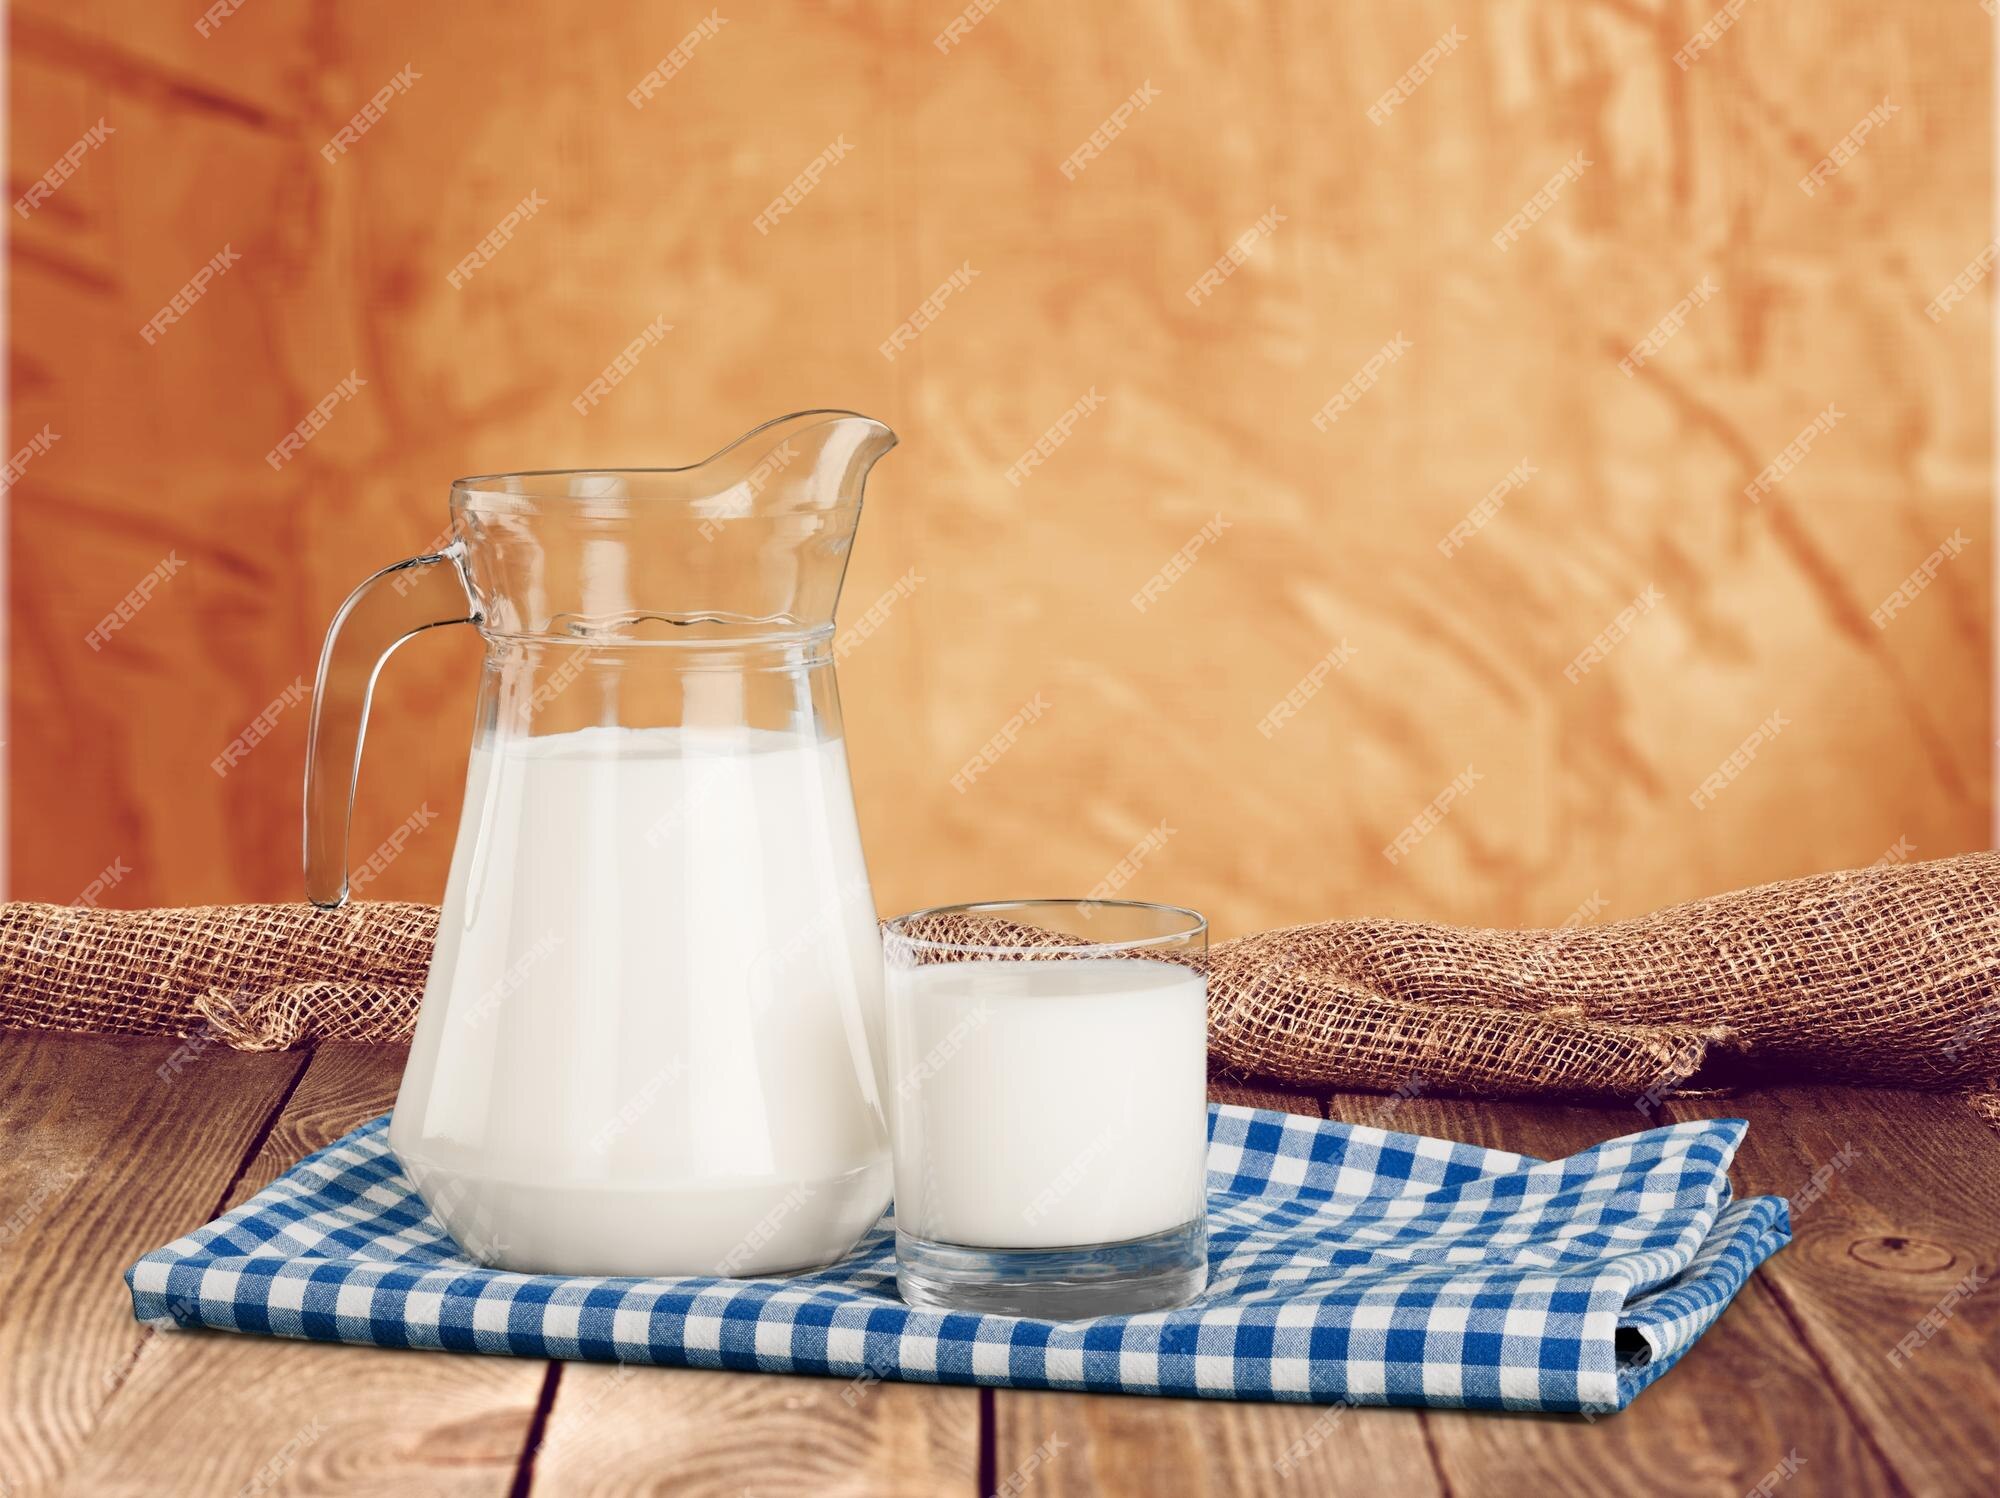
[127,1105,1788,1413]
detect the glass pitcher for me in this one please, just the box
[303,411,898,1277]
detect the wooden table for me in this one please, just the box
[2,1030,1995,1497]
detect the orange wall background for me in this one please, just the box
[8,0,1993,937]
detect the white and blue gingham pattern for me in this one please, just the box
[127,1105,1788,1412]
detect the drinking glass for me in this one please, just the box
[882,899,1209,1318]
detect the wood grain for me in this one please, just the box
[1347,1092,1898,1498]
[6,0,1991,935]
[2,1033,1994,1492]
[1665,1088,2000,1497]
[53,1043,542,1498]
[1208,1078,1326,1117]
[526,1362,979,1497]
[0,1029,303,1491]
[991,1085,1441,1498]
[991,1383,1446,1498]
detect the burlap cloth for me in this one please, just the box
[7,854,1998,1106]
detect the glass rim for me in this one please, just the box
[882,898,1207,958]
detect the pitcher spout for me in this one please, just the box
[447,411,898,640]
[709,409,898,521]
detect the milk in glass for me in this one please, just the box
[887,957,1208,1249]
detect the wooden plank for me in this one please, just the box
[1665,1087,2000,1497]
[525,1066,1332,1492]
[1358,1092,1896,1498]
[527,1362,978,1497]
[0,1028,303,1490]
[1208,1078,1325,1116]
[991,1386,1444,1498]
[988,1084,1437,1498]
[56,1043,543,1497]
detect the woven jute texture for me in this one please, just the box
[0,901,437,1050]
[4,854,1998,1099]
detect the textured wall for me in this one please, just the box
[8,0,1992,936]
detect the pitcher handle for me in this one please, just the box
[304,546,480,908]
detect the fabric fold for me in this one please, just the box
[128,1104,1787,1413]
